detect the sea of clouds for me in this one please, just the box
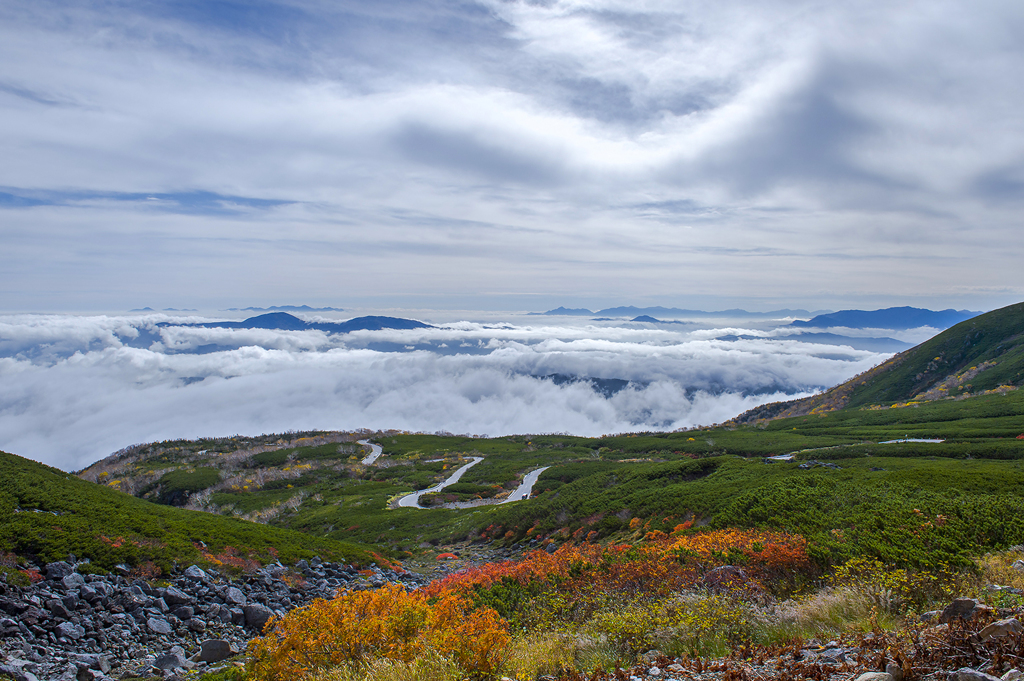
[0,311,902,471]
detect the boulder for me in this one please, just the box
[950,669,1002,681]
[0,664,39,681]
[70,654,111,673]
[197,639,238,663]
[61,574,86,590]
[146,617,173,635]
[855,674,894,681]
[162,585,194,606]
[153,651,188,671]
[940,599,990,623]
[56,622,85,640]
[183,565,209,582]
[171,605,194,620]
[45,562,75,581]
[244,603,275,631]
[1001,671,1022,681]
[224,586,247,606]
[978,618,1022,642]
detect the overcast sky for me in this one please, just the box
[2,0,1023,313]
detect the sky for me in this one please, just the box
[2,0,1023,313]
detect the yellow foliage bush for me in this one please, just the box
[247,583,510,680]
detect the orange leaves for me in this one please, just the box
[246,583,509,681]
[426,528,813,607]
[247,527,814,680]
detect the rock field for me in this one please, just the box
[0,558,423,681]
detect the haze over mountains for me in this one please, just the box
[536,306,825,319]
[538,305,980,328]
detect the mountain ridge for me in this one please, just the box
[790,306,979,330]
[737,301,1024,422]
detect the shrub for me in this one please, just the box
[247,584,510,680]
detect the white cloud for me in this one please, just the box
[0,313,886,470]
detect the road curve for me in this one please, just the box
[500,466,550,504]
[397,457,484,509]
[357,440,383,465]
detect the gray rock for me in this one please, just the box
[243,603,274,631]
[940,599,987,623]
[47,599,73,619]
[162,585,193,606]
[187,618,206,633]
[57,622,86,640]
[45,562,75,581]
[147,617,173,635]
[223,586,247,606]
[61,573,86,590]
[855,674,894,681]
[1001,671,1022,681]
[950,669,1002,681]
[153,651,188,671]
[171,605,194,620]
[183,565,209,582]
[0,664,40,681]
[198,639,238,663]
[978,618,1022,642]
[71,654,111,673]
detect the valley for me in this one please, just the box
[3,302,1024,681]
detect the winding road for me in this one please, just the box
[501,466,550,504]
[397,457,484,508]
[397,462,550,510]
[357,440,383,465]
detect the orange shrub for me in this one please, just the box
[247,583,509,680]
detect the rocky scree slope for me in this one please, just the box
[0,558,423,681]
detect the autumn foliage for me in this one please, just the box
[247,529,813,679]
[425,528,812,603]
[247,583,509,680]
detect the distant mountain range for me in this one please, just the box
[164,312,431,334]
[226,305,346,312]
[790,307,979,330]
[534,306,821,318]
[536,305,982,330]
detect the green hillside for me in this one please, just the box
[738,300,1024,421]
[65,387,1024,570]
[56,301,1024,572]
[0,449,382,574]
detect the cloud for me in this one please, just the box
[0,313,888,470]
[2,0,1023,311]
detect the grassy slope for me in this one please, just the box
[61,389,1024,567]
[0,449,381,571]
[846,301,1024,407]
[738,301,1024,422]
